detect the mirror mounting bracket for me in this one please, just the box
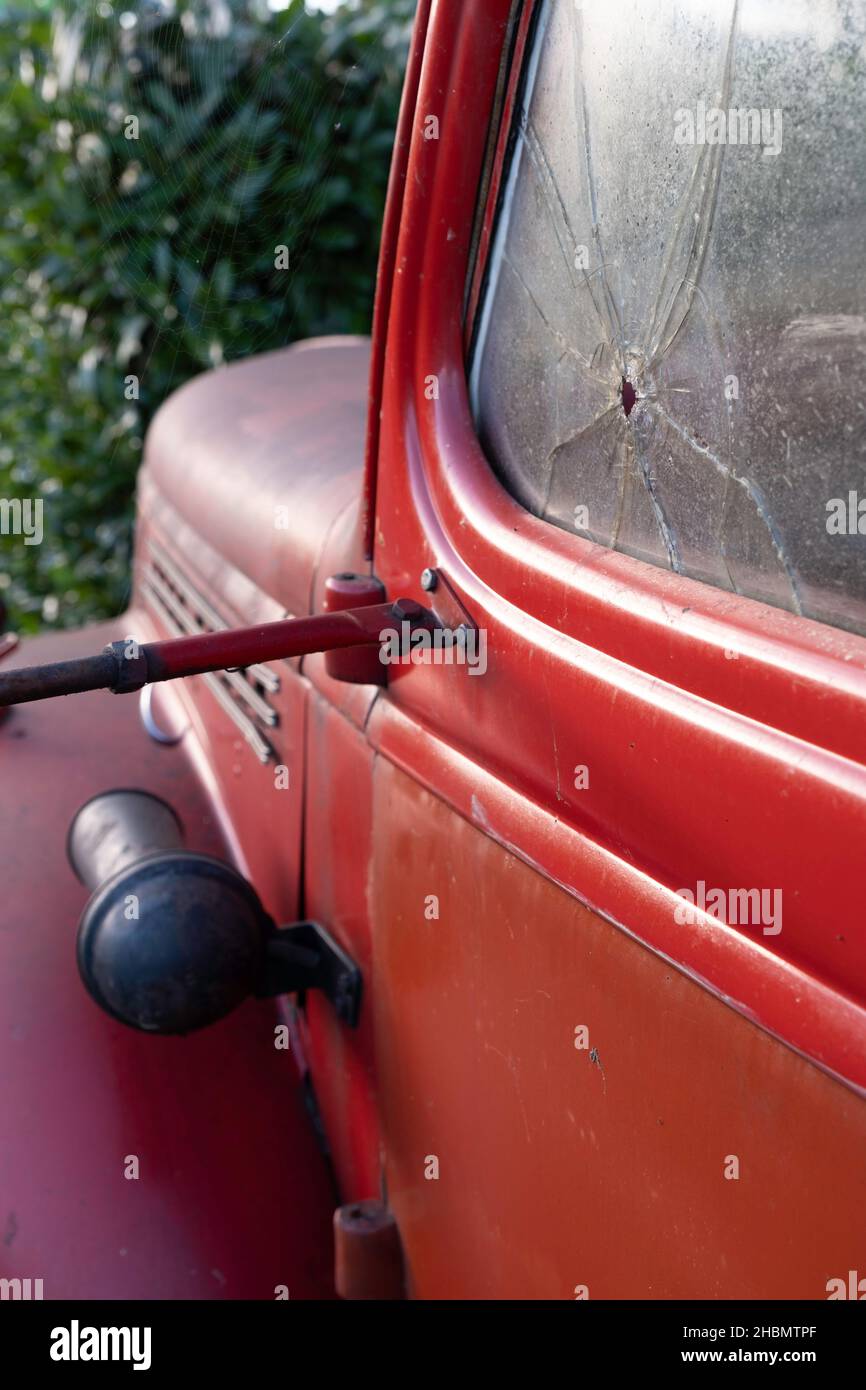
[258,922,363,1029]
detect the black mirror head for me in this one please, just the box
[76,852,270,1034]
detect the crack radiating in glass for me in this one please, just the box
[544,402,622,479]
[502,252,611,383]
[647,398,803,610]
[631,430,684,573]
[643,0,740,372]
[571,7,626,370]
[518,115,624,363]
[472,0,839,625]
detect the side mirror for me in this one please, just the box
[68,790,361,1034]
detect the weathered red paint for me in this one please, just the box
[370,758,866,1300]
[333,1200,405,1301]
[143,338,371,621]
[300,691,381,1203]
[141,601,426,681]
[371,0,866,1093]
[363,0,866,1296]
[322,573,388,686]
[3,0,865,1302]
[0,601,432,705]
[361,0,433,561]
[0,624,335,1299]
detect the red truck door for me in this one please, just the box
[358,0,866,1299]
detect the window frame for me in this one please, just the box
[464,0,866,643]
[387,0,866,762]
[369,0,866,1091]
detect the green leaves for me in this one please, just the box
[0,0,416,631]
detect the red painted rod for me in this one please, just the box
[144,602,424,680]
[0,600,435,707]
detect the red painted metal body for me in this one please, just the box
[0,602,434,705]
[374,0,866,1085]
[361,0,866,1293]
[0,625,335,1299]
[2,0,866,1300]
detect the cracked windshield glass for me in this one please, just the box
[470,0,866,637]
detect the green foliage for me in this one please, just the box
[0,0,414,630]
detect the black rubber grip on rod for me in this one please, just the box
[0,652,119,707]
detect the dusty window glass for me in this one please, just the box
[469,0,866,637]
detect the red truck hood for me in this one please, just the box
[138,336,370,620]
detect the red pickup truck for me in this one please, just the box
[1,0,865,1302]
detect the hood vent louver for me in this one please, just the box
[142,539,279,764]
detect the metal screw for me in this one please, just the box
[420,567,438,592]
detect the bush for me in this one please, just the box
[0,0,415,630]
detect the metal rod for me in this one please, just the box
[143,603,404,681]
[0,652,119,706]
[0,600,434,708]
